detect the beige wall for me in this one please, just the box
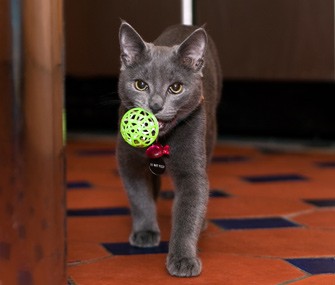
[65,0,334,81]
[197,0,334,81]
[65,0,180,77]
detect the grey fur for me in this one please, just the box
[117,21,222,277]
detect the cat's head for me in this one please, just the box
[118,21,207,136]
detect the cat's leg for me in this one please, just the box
[163,107,211,277]
[117,141,160,247]
[166,159,209,277]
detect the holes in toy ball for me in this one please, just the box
[120,107,159,148]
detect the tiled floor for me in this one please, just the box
[67,137,335,284]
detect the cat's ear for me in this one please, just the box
[177,28,207,73]
[119,21,147,69]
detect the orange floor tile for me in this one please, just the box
[67,137,335,284]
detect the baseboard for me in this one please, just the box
[66,76,335,141]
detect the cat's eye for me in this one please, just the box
[168,82,183,94]
[134,80,148,91]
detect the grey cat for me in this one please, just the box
[116,21,222,277]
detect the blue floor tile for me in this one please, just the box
[67,207,130,217]
[241,174,308,183]
[209,189,230,198]
[160,190,175,199]
[212,217,301,230]
[102,241,169,255]
[77,149,115,156]
[212,155,250,163]
[315,161,335,168]
[160,189,230,200]
[286,258,335,274]
[304,199,335,207]
[67,181,93,189]
[0,242,11,260]
[258,147,285,155]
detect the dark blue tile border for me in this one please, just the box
[212,217,301,230]
[286,258,335,274]
[0,242,11,260]
[304,199,335,207]
[160,190,175,199]
[241,174,308,183]
[209,189,230,198]
[160,189,230,200]
[67,181,93,189]
[258,147,285,155]
[67,207,130,217]
[102,241,169,255]
[315,161,335,168]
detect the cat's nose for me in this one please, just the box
[149,96,163,114]
[150,103,163,114]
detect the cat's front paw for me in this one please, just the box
[166,255,202,277]
[129,230,160,248]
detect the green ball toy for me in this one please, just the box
[120,107,159,148]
